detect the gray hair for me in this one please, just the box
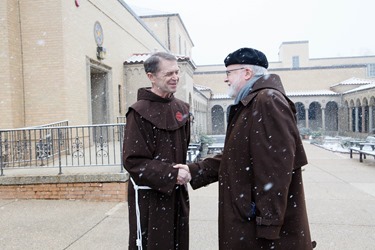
[244,64,268,76]
[144,52,177,74]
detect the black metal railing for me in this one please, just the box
[0,123,125,176]
[33,120,69,128]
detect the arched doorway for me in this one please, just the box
[295,102,305,127]
[211,105,225,134]
[308,102,322,131]
[325,101,338,131]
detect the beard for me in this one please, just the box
[227,76,242,98]
[227,83,238,98]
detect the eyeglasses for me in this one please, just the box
[225,67,245,76]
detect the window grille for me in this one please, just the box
[292,56,300,68]
[368,64,375,77]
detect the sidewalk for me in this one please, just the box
[1,141,375,249]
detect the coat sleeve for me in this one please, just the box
[250,89,300,240]
[123,109,178,195]
[188,154,221,189]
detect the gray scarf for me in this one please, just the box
[234,74,263,104]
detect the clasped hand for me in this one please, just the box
[173,164,191,185]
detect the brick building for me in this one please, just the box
[2,0,375,139]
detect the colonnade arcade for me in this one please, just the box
[294,100,339,132]
[344,96,375,134]
[209,95,342,135]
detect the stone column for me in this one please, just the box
[321,107,326,131]
[223,109,227,132]
[362,105,366,133]
[349,107,353,132]
[305,108,309,128]
[369,106,373,133]
[355,107,359,132]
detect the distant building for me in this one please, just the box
[1,1,375,139]
[194,41,375,138]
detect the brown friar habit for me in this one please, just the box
[123,87,190,250]
[188,74,315,249]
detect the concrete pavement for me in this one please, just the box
[302,142,375,249]
[1,141,375,249]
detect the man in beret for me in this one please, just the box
[175,48,315,249]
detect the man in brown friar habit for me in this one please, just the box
[123,51,192,250]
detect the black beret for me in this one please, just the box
[224,47,268,69]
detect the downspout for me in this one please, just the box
[18,0,26,127]
[167,17,171,50]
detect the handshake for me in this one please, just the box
[174,164,191,185]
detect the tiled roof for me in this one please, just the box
[124,53,191,64]
[212,93,232,99]
[208,90,340,99]
[194,84,211,91]
[330,77,375,87]
[344,83,375,94]
[286,90,339,96]
[124,53,150,64]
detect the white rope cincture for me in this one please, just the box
[130,177,151,250]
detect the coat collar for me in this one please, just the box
[240,74,285,106]
[137,87,175,103]
[129,87,189,131]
